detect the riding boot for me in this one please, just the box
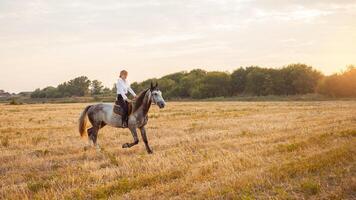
[116,94,129,127]
[122,114,128,127]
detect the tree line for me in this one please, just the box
[30,63,356,99]
[316,65,356,97]
[31,76,113,98]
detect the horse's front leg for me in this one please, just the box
[140,126,153,154]
[122,126,139,148]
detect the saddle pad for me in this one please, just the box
[113,104,124,115]
[113,102,133,116]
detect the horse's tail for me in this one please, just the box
[79,105,91,137]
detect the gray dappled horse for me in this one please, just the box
[78,83,165,154]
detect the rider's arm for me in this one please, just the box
[127,85,136,97]
[126,80,137,97]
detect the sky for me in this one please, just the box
[1,0,356,93]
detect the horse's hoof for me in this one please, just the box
[84,146,90,151]
[147,150,153,154]
[122,143,129,148]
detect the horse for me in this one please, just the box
[78,82,165,154]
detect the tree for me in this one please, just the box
[317,65,356,97]
[31,87,60,98]
[157,78,176,97]
[66,76,91,96]
[31,88,44,98]
[112,83,117,94]
[102,87,113,96]
[180,69,207,98]
[43,86,61,98]
[245,67,271,96]
[231,67,247,95]
[280,64,322,95]
[32,76,92,98]
[91,80,104,95]
[131,78,158,94]
[161,72,185,83]
[30,64,339,100]
[192,71,231,98]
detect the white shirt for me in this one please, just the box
[116,77,136,100]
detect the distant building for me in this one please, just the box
[0,90,12,98]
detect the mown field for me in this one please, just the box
[0,101,355,199]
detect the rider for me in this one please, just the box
[116,70,137,127]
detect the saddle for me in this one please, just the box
[113,101,133,116]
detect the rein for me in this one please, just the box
[132,89,152,116]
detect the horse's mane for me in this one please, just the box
[133,88,150,113]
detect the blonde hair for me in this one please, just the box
[120,70,128,78]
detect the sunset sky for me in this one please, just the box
[1,0,356,93]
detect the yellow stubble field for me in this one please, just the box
[0,101,355,199]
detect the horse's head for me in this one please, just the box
[150,82,165,109]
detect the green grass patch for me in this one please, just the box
[31,136,47,145]
[277,142,303,152]
[27,180,50,193]
[273,186,291,199]
[271,144,355,180]
[33,149,50,157]
[101,148,119,166]
[300,180,320,196]
[339,129,356,137]
[240,131,255,137]
[90,170,183,199]
[9,98,23,105]
[1,136,9,147]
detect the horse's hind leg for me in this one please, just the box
[88,126,101,151]
[88,127,97,144]
[87,127,94,146]
[122,127,139,148]
[87,110,105,151]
